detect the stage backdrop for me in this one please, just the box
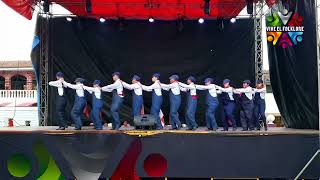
[32,17,255,126]
[266,0,319,129]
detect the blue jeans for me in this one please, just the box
[71,96,86,129]
[185,95,198,129]
[254,100,266,129]
[150,92,163,129]
[240,101,254,130]
[92,97,103,130]
[169,93,181,129]
[111,93,124,129]
[206,94,219,130]
[132,93,143,117]
[222,101,236,130]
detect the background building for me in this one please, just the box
[0,60,38,127]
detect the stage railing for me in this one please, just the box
[0,90,37,99]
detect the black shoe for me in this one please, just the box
[221,129,228,131]
[56,127,65,130]
[74,128,81,130]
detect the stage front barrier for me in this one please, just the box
[0,128,318,179]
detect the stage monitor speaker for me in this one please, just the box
[134,114,156,130]
[246,0,253,15]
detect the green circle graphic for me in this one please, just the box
[7,154,32,177]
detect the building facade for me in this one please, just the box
[0,61,36,90]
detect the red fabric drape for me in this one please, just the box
[2,0,34,19]
[2,0,248,20]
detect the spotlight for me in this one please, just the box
[85,0,92,13]
[198,18,204,24]
[66,17,72,22]
[149,17,154,23]
[204,0,210,15]
[99,17,106,23]
[230,18,236,23]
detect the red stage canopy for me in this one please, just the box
[2,0,278,20]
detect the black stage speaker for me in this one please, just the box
[134,114,156,130]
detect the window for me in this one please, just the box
[0,76,5,90]
[11,75,27,90]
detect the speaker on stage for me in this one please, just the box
[134,114,156,130]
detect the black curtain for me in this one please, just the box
[32,17,255,126]
[267,0,319,129]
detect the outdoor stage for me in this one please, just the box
[0,126,319,179]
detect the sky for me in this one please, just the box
[0,1,37,60]
[0,1,270,69]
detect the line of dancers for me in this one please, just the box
[49,72,267,131]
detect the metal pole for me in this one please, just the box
[39,5,50,126]
[254,0,265,82]
[293,150,320,180]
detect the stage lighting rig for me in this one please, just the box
[85,0,92,13]
[246,0,253,14]
[204,0,210,15]
[99,17,106,23]
[230,18,236,23]
[42,0,49,13]
[149,17,155,23]
[198,18,204,24]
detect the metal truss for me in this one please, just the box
[39,9,51,126]
[253,0,265,82]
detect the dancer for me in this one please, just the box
[234,80,254,131]
[101,72,124,130]
[63,78,87,130]
[179,76,198,130]
[141,73,163,130]
[161,75,182,130]
[217,79,237,131]
[83,80,103,130]
[48,72,67,130]
[253,80,267,131]
[196,78,219,131]
[122,75,143,117]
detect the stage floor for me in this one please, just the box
[0,125,318,179]
[0,126,318,135]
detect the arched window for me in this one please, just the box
[11,75,27,90]
[0,76,5,90]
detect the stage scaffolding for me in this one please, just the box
[37,1,265,126]
[39,11,50,126]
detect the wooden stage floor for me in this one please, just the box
[0,126,318,135]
